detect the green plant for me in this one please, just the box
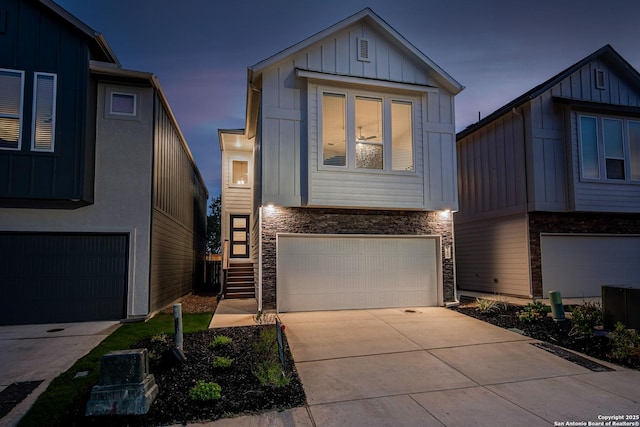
[475,298,498,314]
[610,322,640,361]
[150,332,170,343]
[210,335,232,348]
[189,380,222,401]
[569,301,603,336]
[254,327,278,355]
[493,296,511,312]
[253,360,290,387]
[212,356,234,368]
[516,300,550,323]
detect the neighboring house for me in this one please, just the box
[219,8,463,313]
[455,45,640,299]
[0,0,208,325]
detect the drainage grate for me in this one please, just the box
[530,342,614,372]
[0,380,43,418]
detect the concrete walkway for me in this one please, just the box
[202,303,640,426]
[0,321,119,426]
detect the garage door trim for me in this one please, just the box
[276,233,442,312]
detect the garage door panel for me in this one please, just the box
[0,233,128,325]
[277,235,439,312]
[541,235,640,297]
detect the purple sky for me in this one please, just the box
[55,0,640,201]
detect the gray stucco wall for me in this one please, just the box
[0,82,155,317]
[260,207,456,310]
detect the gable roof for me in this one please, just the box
[457,44,640,140]
[250,8,463,95]
[40,0,120,66]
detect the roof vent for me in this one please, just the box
[357,37,370,62]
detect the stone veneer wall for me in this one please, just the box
[528,212,640,297]
[260,207,455,310]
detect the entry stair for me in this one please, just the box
[225,262,255,299]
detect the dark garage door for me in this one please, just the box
[0,233,128,325]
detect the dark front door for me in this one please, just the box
[230,215,250,258]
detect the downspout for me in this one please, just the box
[258,206,263,313]
[512,106,534,298]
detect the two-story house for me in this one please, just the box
[456,45,640,299]
[0,0,208,325]
[220,8,463,313]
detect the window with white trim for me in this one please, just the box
[231,160,249,186]
[578,114,640,182]
[0,68,25,150]
[320,86,416,173]
[31,72,57,152]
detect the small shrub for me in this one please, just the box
[610,322,640,361]
[569,301,603,336]
[254,327,278,356]
[150,333,169,343]
[210,335,232,348]
[189,380,222,401]
[253,360,290,387]
[517,301,550,323]
[493,296,511,312]
[475,298,498,315]
[212,356,234,368]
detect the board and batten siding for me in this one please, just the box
[456,113,527,223]
[259,20,456,209]
[529,58,640,213]
[151,95,207,311]
[455,213,531,297]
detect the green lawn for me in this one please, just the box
[18,312,212,427]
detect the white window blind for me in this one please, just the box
[111,92,136,116]
[31,72,56,152]
[0,69,24,150]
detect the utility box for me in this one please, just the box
[602,285,640,330]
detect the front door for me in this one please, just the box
[230,215,250,258]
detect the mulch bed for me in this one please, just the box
[453,304,640,370]
[65,293,306,426]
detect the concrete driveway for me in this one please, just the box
[203,305,640,426]
[0,321,119,426]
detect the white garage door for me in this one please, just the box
[277,234,440,312]
[541,235,640,297]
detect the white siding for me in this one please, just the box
[455,213,531,297]
[531,58,640,212]
[456,113,527,223]
[259,20,455,209]
[221,150,253,252]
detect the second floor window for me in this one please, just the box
[31,72,57,152]
[321,87,416,173]
[231,160,249,186]
[0,69,25,150]
[579,114,640,182]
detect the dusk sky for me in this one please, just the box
[56,0,640,202]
